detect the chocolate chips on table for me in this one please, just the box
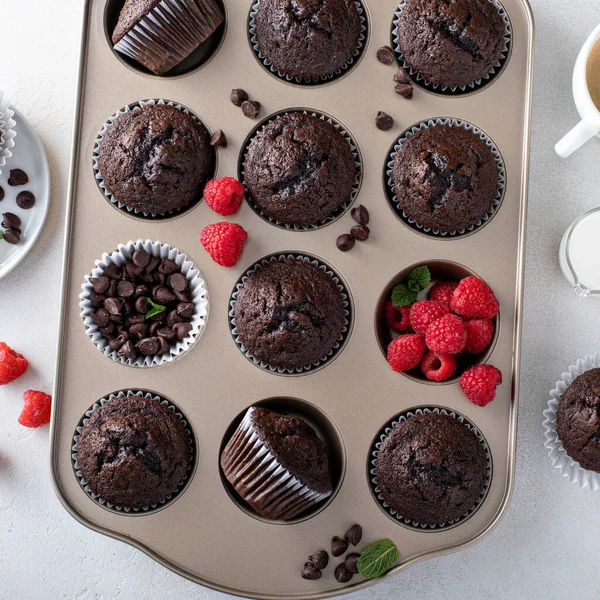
[344,524,363,546]
[230,88,249,107]
[336,205,371,252]
[331,536,348,557]
[351,206,369,226]
[336,234,355,252]
[376,46,395,65]
[2,229,21,245]
[394,68,411,84]
[344,553,360,575]
[334,563,353,584]
[1,212,22,245]
[242,100,261,119]
[16,191,35,209]
[210,129,227,148]
[8,169,28,186]
[375,111,394,131]
[395,83,414,99]
[1,212,21,230]
[350,224,370,241]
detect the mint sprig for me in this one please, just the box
[391,284,417,307]
[409,265,431,290]
[145,298,166,320]
[357,539,399,579]
[391,265,431,307]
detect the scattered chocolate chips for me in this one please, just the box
[331,536,349,557]
[375,111,394,131]
[16,191,35,209]
[309,551,329,570]
[351,224,370,241]
[376,46,395,65]
[2,229,20,244]
[8,169,28,186]
[344,524,363,546]
[230,88,249,107]
[2,212,21,229]
[210,129,227,148]
[336,234,355,252]
[394,68,411,84]
[242,100,261,119]
[301,562,322,581]
[344,553,360,575]
[334,563,353,584]
[395,83,414,99]
[351,205,369,226]
[0,186,4,201]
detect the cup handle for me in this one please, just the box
[555,120,600,158]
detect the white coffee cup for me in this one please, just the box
[556,23,600,158]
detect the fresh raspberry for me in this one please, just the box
[384,300,411,333]
[464,319,495,354]
[409,300,450,337]
[427,281,458,305]
[425,314,467,354]
[460,365,502,407]
[421,351,457,382]
[451,276,499,319]
[0,342,29,385]
[200,222,248,267]
[18,390,52,428]
[204,177,245,216]
[387,334,426,372]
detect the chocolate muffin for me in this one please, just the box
[254,0,362,80]
[234,259,345,370]
[98,104,215,214]
[391,124,498,233]
[244,113,356,227]
[220,406,333,519]
[375,413,487,525]
[557,368,600,472]
[76,395,190,508]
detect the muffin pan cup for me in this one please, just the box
[0,90,16,174]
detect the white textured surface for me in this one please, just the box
[2,1,600,598]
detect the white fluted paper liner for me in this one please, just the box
[229,254,351,374]
[386,117,506,237]
[248,0,367,84]
[93,98,212,218]
[543,352,600,491]
[240,110,362,231]
[221,407,331,519]
[72,390,195,513]
[79,239,208,368]
[0,91,17,175]
[370,407,492,530]
[392,0,512,93]
[114,0,224,75]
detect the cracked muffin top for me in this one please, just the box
[557,368,600,473]
[233,259,345,370]
[375,413,487,526]
[244,113,356,227]
[397,0,505,89]
[391,124,498,233]
[254,0,362,80]
[98,104,215,214]
[76,395,190,508]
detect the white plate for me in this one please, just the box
[0,107,50,280]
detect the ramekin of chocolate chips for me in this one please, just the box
[80,240,209,367]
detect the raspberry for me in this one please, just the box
[460,365,502,407]
[204,177,245,216]
[464,319,495,354]
[451,276,499,319]
[409,300,450,337]
[427,281,458,305]
[0,342,29,385]
[18,390,52,428]
[384,300,411,333]
[200,222,248,267]
[421,351,457,382]
[387,334,426,372]
[425,314,467,354]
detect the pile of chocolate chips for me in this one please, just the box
[375,46,414,99]
[336,205,370,252]
[88,248,194,360]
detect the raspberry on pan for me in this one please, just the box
[204,177,246,216]
[451,276,499,319]
[460,365,502,407]
[384,300,411,333]
[409,300,450,337]
[425,314,467,355]
[464,319,495,354]
[387,334,426,372]
[0,342,29,385]
[421,351,457,382]
[200,222,248,267]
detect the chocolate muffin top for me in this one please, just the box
[397,0,505,89]
[234,259,345,370]
[250,407,332,494]
[557,368,600,472]
[375,413,487,525]
[76,395,190,508]
[112,0,162,44]
[244,113,356,226]
[391,125,498,233]
[254,0,362,80]
[98,104,214,215]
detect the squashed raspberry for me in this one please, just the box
[387,334,426,372]
[464,319,495,354]
[409,300,450,337]
[425,314,467,354]
[204,177,245,216]
[200,222,248,267]
[421,351,457,382]
[384,300,411,333]
[0,342,29,385]
[18,390,52,428]
[451,276,499,319]
[460,365,502,407]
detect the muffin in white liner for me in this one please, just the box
[248,0,367,85]
[391,0,512,94]
[385,117,506,237]
[0,91,17,175]
[80,239,208,368]
[543,352,600,491]
[238,109,362,231]
[229,253,352,375]
[72,390,196,513]
[369,407,492,530]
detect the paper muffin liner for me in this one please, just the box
[385,117,506,237]
[543,352,600,491]
[80,239,208,368]
[391,0,512,94]
[239,110,362,231]
[221,406,332,520]
[248,0,367,85]
[93,98,214,219]
[229,253,351,375]
[0,91,17,175]
[369,407,492,530]
[72,390,196,513]
[113,0,225,76]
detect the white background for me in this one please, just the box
[2,1,600,598]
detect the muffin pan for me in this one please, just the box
[52,0,533,597]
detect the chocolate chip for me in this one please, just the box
[166,309,183,328]
[2,229,20,244]
[129,322,149,339]
[99,322,115,338]
[154,286,176,304]
[91,309,109,327]
[231,88,249,106]
[154,272,167,284]
[0,186,4,201]
[176,302,194,319]
[351,205,369,225]
[334,563,352,583]
[309,551,329,570]
[242,100,261,119]
[2,212,21,229]
[106,279,118,298]
[351,224,370,241]
[91,276,110,294]
[125,262,143,279]
[301,562,322,581]
[16,191,35,209]
[145,256,160,273]
[135,284,149,297]
[344,524,363,546]
[122,300,133,315]
[135,296,148,314]
[174,289,190,302]
[344,553,360,575]
[336,234,355,252]
[149,321,161,336]
[394,68,410,84]
[109,333,129,352]
[128,313,146,325]
[103,263,121,279]
[395,83,414,99]
[168,272,187,292]
[136,337,159,356]
[118,340,136,358]
[90,291,105,307]
[156,336,170,354]
[210,129,227,148]
[117,280,135,298]
[150,310,166,322]
[376,46,395,65]
[157,326,176,341]
[158,259,179,275]
[331,536,348,557]
[104,297,124,315]
[132,248,150,268]
[173,322,193,340]
[375,111,394,131]
[8,169,28,186]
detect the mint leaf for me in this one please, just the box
[357,539,399,579]
[407,279,421,293]
[391,284,417,307]
[0,231,3,241]
[145,298,166,320]
[408,265,431,291]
